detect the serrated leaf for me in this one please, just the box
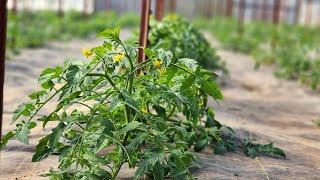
[0,131,15,149]
[201,80,223,100]
[12,103,35,123]
[118,121,142,135]
[32,122,65,162]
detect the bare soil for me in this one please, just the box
[0,32,319,179]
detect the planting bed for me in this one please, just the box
[0,31,319,179]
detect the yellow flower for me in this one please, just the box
[114,53,124,63]
[141,106,148,114]
[82,48,93,58]
[157,67,166,75]
[153,59,163,68]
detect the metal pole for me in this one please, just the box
[138,0,151,66]
[0,0,8,142]
[155,0,164,21]
[226,0,233,17]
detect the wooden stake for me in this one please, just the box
[12,0,17,13]
[294,0,301,24]
[272,0,280,49]
[251,0,260,21]
[261,0,268,22]
[138,0,151,65]
[83,0,89,17]
[273,0,280,24]
[155,0,164,21]
[226,0,233,17]
[58,0,63,17]
[238,0,246,34]
[0,0,8,142]
[305,0,312,26]
[169,0,176,12]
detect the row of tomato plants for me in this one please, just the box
[6,10,139,58]
[194,17,320,91]
[1,14,285,179]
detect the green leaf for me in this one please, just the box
[153,161,164,180]
[201,80,223,100]
[134,150,165,179]
[12,103,35,123]
[32,122,65,162]
[178,58,198,71]
[97,27,120,42]
[38,66,62,89]
[118,121,142,135]
[65,65,81,85]
[144,48,156,59]
[28,90,46,100]
[214,141,227,155]
[0,131,15,149]
[206,108,221,128]
[242,138,286,159]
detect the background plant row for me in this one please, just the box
[193,17,320,91]
[6,10,139,57]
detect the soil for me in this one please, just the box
[0,31,319,179]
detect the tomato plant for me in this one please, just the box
[1,26,285,179]
[149,15,226,72]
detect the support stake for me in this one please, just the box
[238,0,246,35]
[226,0,233,17]
[155,0,164,21]
[305,0,312,26]
[272,0,281,49]
[138,0,151,65]
[58,0,63,17]
[294,0,301,24]
[0,0,8,142]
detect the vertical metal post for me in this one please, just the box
[0,0,8,141]
[305,0,312,26]
[294,0,301,24]
[155,0,164,21]
[238,0,246,35]
[138,0,151,65]
[226,0,233,17]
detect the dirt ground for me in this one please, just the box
[0,31,319,179]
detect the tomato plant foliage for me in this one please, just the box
[1,27,284,179]
[149,15,226,72]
